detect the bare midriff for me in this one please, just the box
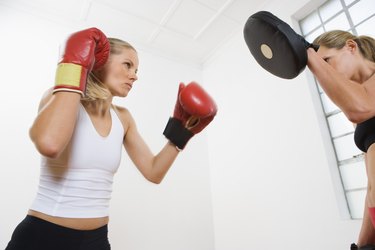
[28,210,109,230]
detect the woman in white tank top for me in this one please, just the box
[5,28,217,250]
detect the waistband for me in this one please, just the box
[24,215,108,235]
[6,215,110,250]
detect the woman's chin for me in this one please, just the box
[118,91,129,98]
[114,89,130,98]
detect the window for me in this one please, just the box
[299,0,375,219]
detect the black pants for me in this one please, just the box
[5,215,111,250]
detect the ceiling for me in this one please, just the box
[0,0,267,67]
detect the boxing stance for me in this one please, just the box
[5,27,217,250]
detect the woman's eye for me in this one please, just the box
[123,62,131,68]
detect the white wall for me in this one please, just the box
[203,0,361,249]
[0,5,215,250]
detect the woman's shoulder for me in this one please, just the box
[112,104,130,115]
[111,105,136,134]
[112,105,134,122]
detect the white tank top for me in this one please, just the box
[30,104,124,218]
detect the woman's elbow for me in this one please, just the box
[150,179,162,185]
[145,174,163,185]
[30,132,62,158]
[345,109,374,124]
[345,111,360,123]
[34,141,61,158]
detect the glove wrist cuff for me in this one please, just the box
[53,63,87,96]
[163,117,194,150]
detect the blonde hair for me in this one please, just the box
[313,30,375,62]
[81,38,137,102]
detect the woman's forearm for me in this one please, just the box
[29,92,81,158]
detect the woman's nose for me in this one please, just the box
[129,70,138,81]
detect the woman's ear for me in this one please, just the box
[346,39,358,53]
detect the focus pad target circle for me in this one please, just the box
[243,11,308,79]
[260,44,273,59]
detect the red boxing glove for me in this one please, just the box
[164,82,217,150]
[53,27,110,96]
[176,82,217,133]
